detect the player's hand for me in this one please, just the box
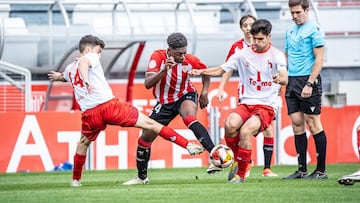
[199,94,209,109]
[217,89,226,103]
[48,71,62,81]
[301,86,312,98]
[272,74,280,84]
[189,69,203,76]
[165,56,176,71]
[85,82,94,93]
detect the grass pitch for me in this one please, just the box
[0,164,359,203]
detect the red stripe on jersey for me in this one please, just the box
[147,50,207,104]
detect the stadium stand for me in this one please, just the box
[0,0,359,111]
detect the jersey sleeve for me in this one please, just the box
[187,54,207,70]
[225,44,236,61]
[146,50,165,73]
[82,53,100,72]
[312,24,326,48]
[275,51,287,71]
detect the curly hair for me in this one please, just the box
[167,32,188,49]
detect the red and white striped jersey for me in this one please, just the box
[146,49,207,104]
[221,45,286,109]
[225,38,250,61]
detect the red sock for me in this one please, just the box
[72,153,86,181]
[264,137,274,145]
[236,147,252,179]
[138,137,152,148]
[225,136,239,156]
[159,126,188,148]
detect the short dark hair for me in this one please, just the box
[250,19,272,36]
[239,14,257,27]
[79,35,105,53]
[167,32,187,49]
[288,0,309,10]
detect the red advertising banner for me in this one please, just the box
[0,80,359,173]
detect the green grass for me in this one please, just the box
[0,164,359,203]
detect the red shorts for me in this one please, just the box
[233,104,275,134]
[81,98,139,141]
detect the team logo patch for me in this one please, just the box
[149,60,157,69]
[182,65,190,72]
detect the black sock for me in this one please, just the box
[295,133,307,172]
[313,131,327,172]
[136,146,151,180]
[263,144,273,169]
[189,122,215,152]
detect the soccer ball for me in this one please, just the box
[209,144,234,168]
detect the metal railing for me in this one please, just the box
[0,60,31,112]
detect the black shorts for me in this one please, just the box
[149,92,198,125]
[285,75,322,115]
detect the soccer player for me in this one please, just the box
[338,124,360,185]
[283,0,328,179]
[225,14,278,178]
[123,32,216,185]
[191,19,288,183]
[48,35,204,187]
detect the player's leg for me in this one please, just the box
[283,90,309,179]
[338,124,360,185]
[262,124,278,177]
[71,134,92,187]
[135,112,204,154]
[180,99,215,152]
[123,129,154,185]
[302,88,327,179]
[225,106,247,180]
[228,114,260,183]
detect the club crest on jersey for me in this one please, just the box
[149,60,157,69]
[268,60,273,69]
[182,65,191,72]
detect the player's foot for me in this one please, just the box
[283,170,308,179]
[245,160,253,178]
[338,170,360,185]
[304,171,328,179]
[206,163,223,174]
[123,177,149,185]
[186,142,205,155]
[262,168,278,177]
[71,179,82,187]
[228,174,244,184]
[228,161,238,181]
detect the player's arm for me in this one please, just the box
[48,71,66,82]
[144,71,166,89]
[274,69,288,85]
[308,46,324,85]
[78,57,93,91]
[191,66,225,76]
[145,56,175,89]
[217,69,233,103]
[199,74,210,109]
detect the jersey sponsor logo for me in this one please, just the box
[149,60,157,69]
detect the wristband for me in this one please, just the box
[305,81,314,87]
